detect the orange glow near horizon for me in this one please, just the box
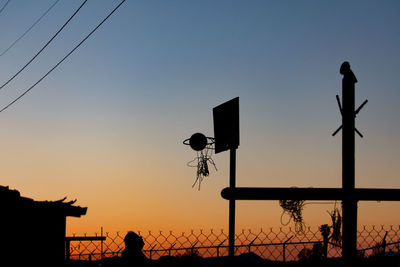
[3,132,400,236]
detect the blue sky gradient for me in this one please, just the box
[0,0,399,233]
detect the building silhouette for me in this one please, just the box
[0,185,87,265]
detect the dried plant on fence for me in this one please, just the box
[327,207,342,245]
[279,199,306,234]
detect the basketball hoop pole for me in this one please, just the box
[212,96,240,261]
[228,148,236,261]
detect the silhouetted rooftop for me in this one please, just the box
[0,185,87,217]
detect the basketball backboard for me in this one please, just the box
[212,97,239,154]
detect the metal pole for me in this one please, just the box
[283,236,293,262]
[216,239,225,257]
[101,227,103,260]
[228,148,236,261]
[283,243,286,262]
[340,61,358,261]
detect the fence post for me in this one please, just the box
[248,237,257,254]
[191,241,199,256]
[283,244,285,262]
[323,236,329,259]
[381,231,388,256]
[101,227,104,260]
[283,235,294,262]
[169,243,175,257]
[149,244,157,260]
[216,239,226,257]
[320,224,331,260]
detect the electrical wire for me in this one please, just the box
[0,0,11,15]
[0,0,61,58]
[0,0,88,91]
[0,0,126,114]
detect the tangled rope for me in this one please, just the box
[278,197,343,239]
[279,199,306,234]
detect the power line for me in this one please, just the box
[0,0,61,58]
[0,0,126,114]
[0,0,11,15]
[0,0,88,91]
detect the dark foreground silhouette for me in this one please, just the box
[62,230,400,266]
[121,231,149,265]
[65,252,400,267]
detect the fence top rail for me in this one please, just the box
[69,239,329,258]
[357,241,400,252]
[66,236,106,241]
[140,240,323,253]
[68,239,400,257]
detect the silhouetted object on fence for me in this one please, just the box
[121,231,148,266]
[297,243,324,262]
[0,185,87,266]
[320,224,331,260]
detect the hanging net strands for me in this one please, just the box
[184,133,217,190]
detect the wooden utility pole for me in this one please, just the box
[340,61,358,261]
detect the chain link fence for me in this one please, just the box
[67,225,400,262]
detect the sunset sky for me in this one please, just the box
[0,0,399,236]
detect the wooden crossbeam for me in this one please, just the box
[221,187,400,201]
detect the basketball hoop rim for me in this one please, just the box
[183,136,215,147]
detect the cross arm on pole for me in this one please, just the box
[332,125,342,137]
[221,187,400,202]
[333,125,363,138]
[332,98,368,137]
[336,95,343,115]
[355,99,368,116]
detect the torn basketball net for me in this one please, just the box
[187,143,217,190]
